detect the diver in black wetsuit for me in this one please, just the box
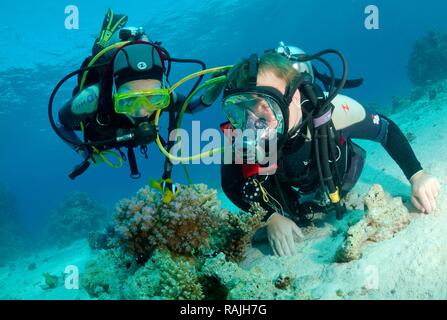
[50,9,220,181]
[219,44,441,257]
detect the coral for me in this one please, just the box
[81,250,304,300]
[200,253,296,300]
[114,184,219,263]
[84,183,266,299]
[42,272,59,289]
[155,251,204,300]
[122,257,162,300]
[86,250,203,300]
[335,184,410,262]
[82,249,138,299]
[47,192,109,247]
[114,184,263,264]
[211,203,266,262]
[274,272,297,290]
[408,30,447,86]
[87,225,116,251]
[341,191,364,211]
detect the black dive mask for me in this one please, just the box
[222,54,306,164]
[222,53,305,140]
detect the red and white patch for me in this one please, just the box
[372,114,380,125]
[342,103,350,112]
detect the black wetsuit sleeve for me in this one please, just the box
[379,115,423,180]
[342,107,423,181]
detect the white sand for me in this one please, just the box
[0,240,91,299]
[1,89,446,300]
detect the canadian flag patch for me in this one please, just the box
[372,114,380,125]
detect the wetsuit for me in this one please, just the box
[221,93,423,222]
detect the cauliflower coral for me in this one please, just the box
[114,184,265,264]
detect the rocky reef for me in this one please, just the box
[335,184,411,262]
[46,192,109,247]
[408,30,447,87]
[382,30,447,114]
[82,182,420,299]
[81,183,298,300]
[200,253,302,299]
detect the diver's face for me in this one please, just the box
[257,70,302,132]
[117,79,162,118]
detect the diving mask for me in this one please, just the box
[114,88,170,117]
[222,92,284,164]
[222,92,285,135]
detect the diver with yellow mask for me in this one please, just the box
[49,9,223,182]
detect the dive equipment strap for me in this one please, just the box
[127,147,141,179]
[313,66,363,90]
[69,158,91,180]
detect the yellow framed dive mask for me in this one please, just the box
[114,88,171,117]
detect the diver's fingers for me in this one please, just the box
[411,195,425,213]
[269,238,279,256]
[425,188,436,212]
[432,180,441,198]
[292,224,304,240]
[421,188,434,213]
[285,233,296,256]
[276,238,287,256]
[413,184,429,212]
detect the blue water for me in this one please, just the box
[0,0,446,235]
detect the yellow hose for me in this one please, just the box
[80,42,233,164]
[154,66,233,162]
[91,146,124,168]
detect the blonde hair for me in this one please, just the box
[226,52,298,90]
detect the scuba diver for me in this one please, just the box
[219,42,441,257]
[49,9,221,184]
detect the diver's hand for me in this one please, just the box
[200,70,228,106]
[410,170,441,214]
[266,213,304,256]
